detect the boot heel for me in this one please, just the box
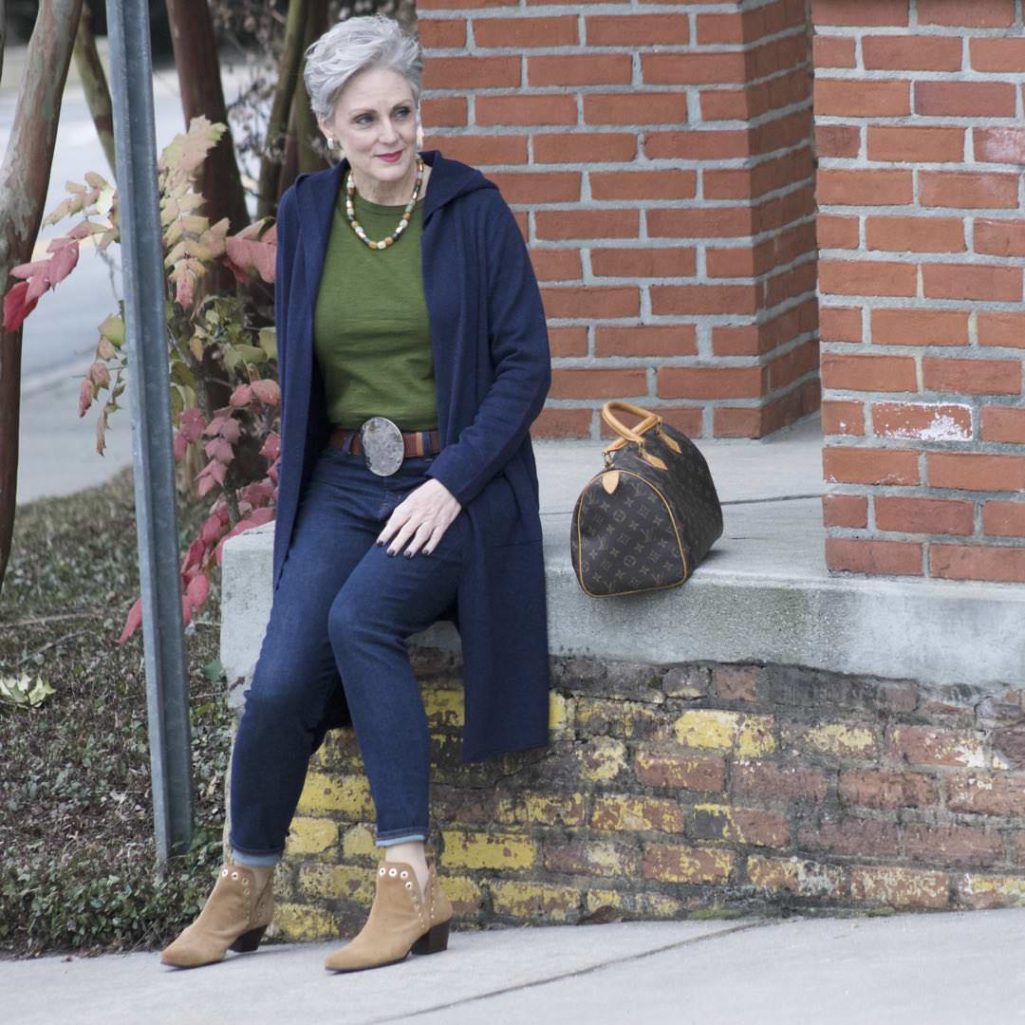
[229,925,268,953]
[411,919,449,956]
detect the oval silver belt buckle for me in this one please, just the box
[360,416,405,476]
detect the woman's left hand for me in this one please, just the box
[377,479,462,558]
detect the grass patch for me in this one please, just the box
[0,470,234,957]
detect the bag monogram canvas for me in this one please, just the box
[571,401,724,597]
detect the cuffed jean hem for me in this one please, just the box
[230,847,284,867]
[376,831,428,846]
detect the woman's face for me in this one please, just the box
[319,66,419,196]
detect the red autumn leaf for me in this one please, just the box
[241,480,274,507]
[7,258,52,280]
[197,458,228,498]
[250,378,280,407]
[203,413,228,436]
[200,512,224,545]
[259,432,281,462]
[78,377,95,417]
[4,239,80,329]
[2,280,39,332]
[172,431,188,462]
[183,536,205,571]
[229,383,253,408]
[224,220,277,285]
[181,593,194,626]
[179,406,205,442]
[186,572,210,609]
[117,597,143,644]
[219,417,241,443]
[89,361,111,389]
[46,237,80,282]
[204,437,235,464]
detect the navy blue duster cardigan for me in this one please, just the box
[272,150,552,762]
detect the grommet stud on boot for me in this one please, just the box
[324,860,452,973]
[159,861,275,969]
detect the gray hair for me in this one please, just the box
[303,14,423,123]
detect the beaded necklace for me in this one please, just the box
[344,157,424,251]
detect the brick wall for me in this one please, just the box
[418,0,820,440]
[814,0,1025,582]
[261,650,1025,941]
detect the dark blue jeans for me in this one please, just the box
[227,443,469,865]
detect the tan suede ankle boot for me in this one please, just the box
[324,860,452,973]
[159,860,275,969]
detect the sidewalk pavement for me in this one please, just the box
[4,907,1025,1024]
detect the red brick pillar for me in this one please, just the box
[418,0,819,439]
[814,0,1025,583]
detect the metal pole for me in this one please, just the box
[105,0,193,864]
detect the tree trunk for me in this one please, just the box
[73,2,117,179]
[164,0,249,233]
[257,0,312,220]
[0,0,6,84]
[0,0,85,597]
[292,0,332,180]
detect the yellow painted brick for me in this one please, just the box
[961,874,1025,907]
[585,888,682,918]
[341,823,377,861]
[439,874,484,911]
[517,791,588,827]
[804,723,877,758]
[298,863,375,903]
[851,865,948,908]
[494,791,586,828]
[578,737,629,782]
[673,710,741,750]
[737,715,777,758]
[489,880,580,921]
[591,794,685,834]
[310,730,358,769]
[575,697,659,739]
[423,688,464,727]
[549,691,573,736]
[644,844,734,883]
[442,830,537,871]
[747,854,847,897]
[296,771,374,817]
[285,816,339,856]
[269,902,338,942]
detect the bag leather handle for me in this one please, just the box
[601,401,662,458]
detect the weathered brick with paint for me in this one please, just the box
[814,0,1025,581]
[250,649,1025,942]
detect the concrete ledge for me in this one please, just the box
[221,417,1025,698]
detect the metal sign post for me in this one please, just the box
[105,0,193,865]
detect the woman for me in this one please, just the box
[159,14,552,973]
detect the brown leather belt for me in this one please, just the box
[329,425,443,460]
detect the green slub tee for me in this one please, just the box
[313,190,437,430]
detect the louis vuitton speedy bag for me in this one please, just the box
[571,401,723,597]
